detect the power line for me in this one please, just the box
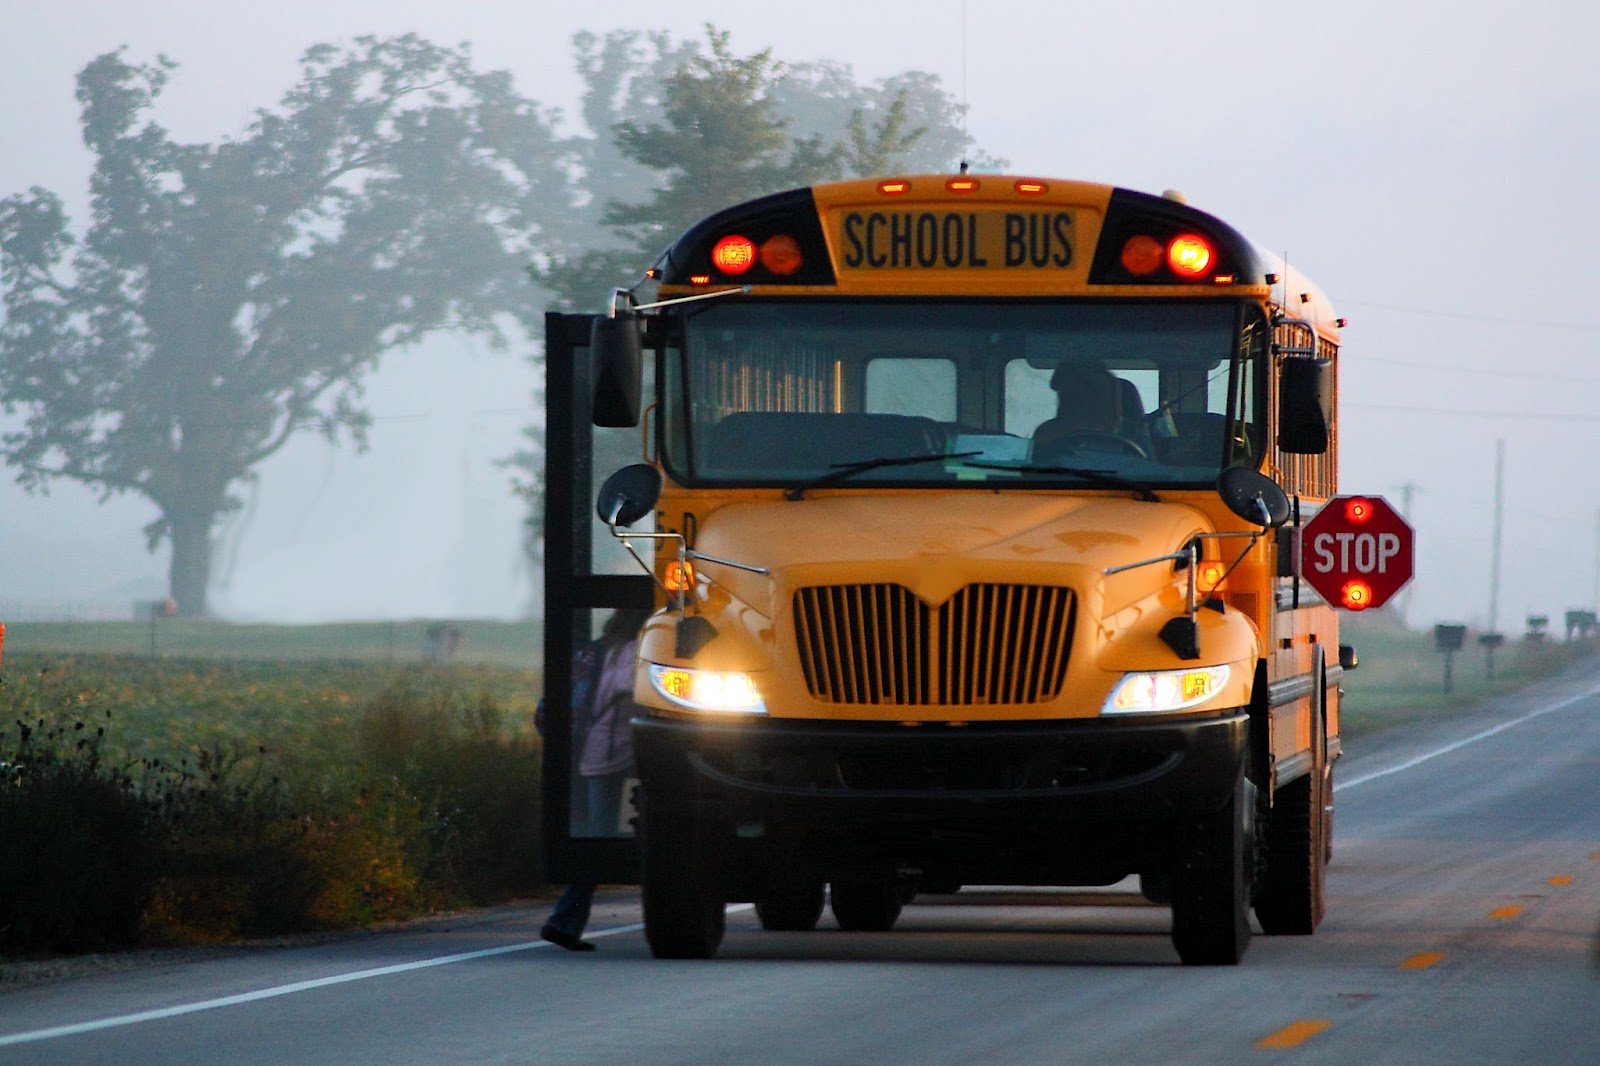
[1344,401,1600,422]
[1356,355,1600,385]
[1340,298,1596,331]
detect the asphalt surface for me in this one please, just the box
[4,657,1600,1064]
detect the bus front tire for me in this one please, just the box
[1170,773,1255,966]
[640,800,725,959]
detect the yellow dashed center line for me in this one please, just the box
[1256,1019,1332,1050]
[1398,951,1446,970]
[1489,905,1524,920]
[1550,875,1574,886]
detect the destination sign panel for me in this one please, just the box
[830,208,1077,273]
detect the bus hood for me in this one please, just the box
[688,492,1213,617]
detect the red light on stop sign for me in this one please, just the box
[1343,497,1373,523]
[1341,579,1373,610]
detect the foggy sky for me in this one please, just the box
[2,1,1596,628]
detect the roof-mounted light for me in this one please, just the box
[1120,235,1165,276]
[711,234,757,275]
[877,179,911,195]
[759,234,803,276]
[1166,234,1214,278]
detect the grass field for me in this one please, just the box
[1337,611,1598,735]
[4,617,543,668]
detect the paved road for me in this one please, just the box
[5,659,1600,1064]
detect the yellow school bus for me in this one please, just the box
[543,174,1347,965]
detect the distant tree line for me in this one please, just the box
[0,25,995,616]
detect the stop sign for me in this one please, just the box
[1299,495,1414,610]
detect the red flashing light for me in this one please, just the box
[711,234,757,275]
[1167,234,1214,278]
[1343,497,1374,524]
[1340,579,1374,610]
[688,274,711,285]
[1121,235,1164,276]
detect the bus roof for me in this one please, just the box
[645,175,1339,341]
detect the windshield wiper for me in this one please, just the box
[784,451,981,501]
[962,460,1162,502]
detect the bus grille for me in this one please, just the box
[792,583,1075,705]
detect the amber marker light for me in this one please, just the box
[946,177,980,193]
[1120,234,1164,276]
[877,179,910,195]
[1341,579,1374,610]
[759,234,803,276]
[1198,561,1227,593]
[1343,497,1374,523]
[664,560,696,594]
[688,274,711,285]
[1014,180,1049,195]
[711,234,757,275]
[1167,234,1214,277]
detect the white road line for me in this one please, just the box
[1336,682,1600,792]
[0,906,750,1048]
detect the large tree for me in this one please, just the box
[0,37,572,615]
[510,27,995,570]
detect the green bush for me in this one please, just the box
[355,677,542,906]
[0,656,546,957]
[0,715,151,954]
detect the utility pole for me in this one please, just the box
[1393,480,1420,627]
[1483,439,1505,680]
[1488,439,1504,636]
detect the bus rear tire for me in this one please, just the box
[640,799,725,959]
[1255,651,1330,936]
[1170,773,1254,966]
[829,869,904,932]
[755,878,826,931]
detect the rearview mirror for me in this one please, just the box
[1217,467,1290,528]
[596,464,662,527]
[1277,357,1332,454]
[591,313,644,428]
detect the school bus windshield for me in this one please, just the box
[662,299,1267,491]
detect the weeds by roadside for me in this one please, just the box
[0,655,543,958]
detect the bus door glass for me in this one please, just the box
[542,312,654,885]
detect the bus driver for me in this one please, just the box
[1031,360,1146,462]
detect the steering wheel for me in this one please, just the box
[1037,431,1148,461]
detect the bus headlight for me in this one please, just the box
[648,664,767,714]
[1103,665,1230,715]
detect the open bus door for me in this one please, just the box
[541,311,654,886]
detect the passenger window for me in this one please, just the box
[866,358,956,422]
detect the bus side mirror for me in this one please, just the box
[596,463,662,527]
[592,312,644,428]
[1217,467,1290,528]
[1277,357,1332,454]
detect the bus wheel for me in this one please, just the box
[829,868,904,932]
[1255,661,1329,936]
[755,878,826,931]
[1170,773,1255,965]
[640,800,725,959]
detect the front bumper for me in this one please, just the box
[632,710,1248,827]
